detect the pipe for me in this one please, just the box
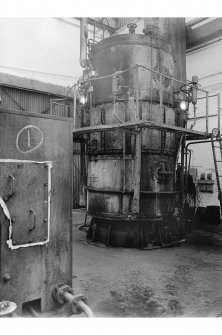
[80,18,88,68]
[185,137,222,152]
[189,105,197,129]
[73,84,77,129]
[76,300,94,318]
[63,291,95,317]
[218,93,221,134]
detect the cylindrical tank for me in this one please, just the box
[84,18,187,248]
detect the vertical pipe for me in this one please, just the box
[133,66,141,214]
[80,18,88,68]
[89,80,92,109]
[211,135,222,202]
[218,93,221,134]
[185,148,188,182]
[135,65,139,119]
[93,20,96,42]
[123,133,126,192]
[50,100,53,115]
[123,102,126,192]
[180,136,185,207]
[150,36,153,115]
[73,84,77,129]
[159,74,163,115]
[206,91,209,133]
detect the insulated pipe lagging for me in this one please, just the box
[80,18,88,68]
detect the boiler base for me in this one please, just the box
[86,216,189,249]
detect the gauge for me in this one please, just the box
[212,128,220,138]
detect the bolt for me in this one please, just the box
[44,183,48,186]
[3,196,8,202]
[2,273,11,282]
[43,237,47,241]
[12,240,16,245]
[28,239,32,243]
[17,164,21,168]
[11,218,16,223]
[44,164,48,168]
[0,301,8,310]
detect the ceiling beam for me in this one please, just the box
[186,18,222,52]
[186,17,209,30]
[74,17,116,35]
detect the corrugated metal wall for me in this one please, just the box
[0,84,81,209]
[0,85,73,117]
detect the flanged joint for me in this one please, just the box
[51,283,88,316]
[70,293,88,315]
[51,283,73,305]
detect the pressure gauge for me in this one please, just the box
[212,128,220,138]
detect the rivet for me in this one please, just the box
[2,273,11,282]
[28,239,32,243]
[3,196,8,202]
[11,218,16,223]
[44,219,47,223]
[44,183,48,186]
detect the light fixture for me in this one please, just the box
[80,95,86,105]
[179,100,188,111]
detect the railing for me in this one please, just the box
[74,64,213,136]
[188,93,221,135]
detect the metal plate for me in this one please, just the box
[0,161,49,246]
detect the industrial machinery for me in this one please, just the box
[73,18,210,248]
[0,108,93,317]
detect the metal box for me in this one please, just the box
[0,108,73,315]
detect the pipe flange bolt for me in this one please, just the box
[51,283,73,305]
[73,293,87,305]
[71,294,88,315]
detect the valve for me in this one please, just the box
[51,283,94,317]
[127,23,137,34]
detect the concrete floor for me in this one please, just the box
[72,209,222,317]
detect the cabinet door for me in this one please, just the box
[0,161,50,247]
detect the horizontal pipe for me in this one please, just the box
[188,113,218,120]
[87,186,179,195]
[185,137,222,150]
[79,64,189,86]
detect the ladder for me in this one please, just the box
[210,93,222,209]
[211,136,222,208]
